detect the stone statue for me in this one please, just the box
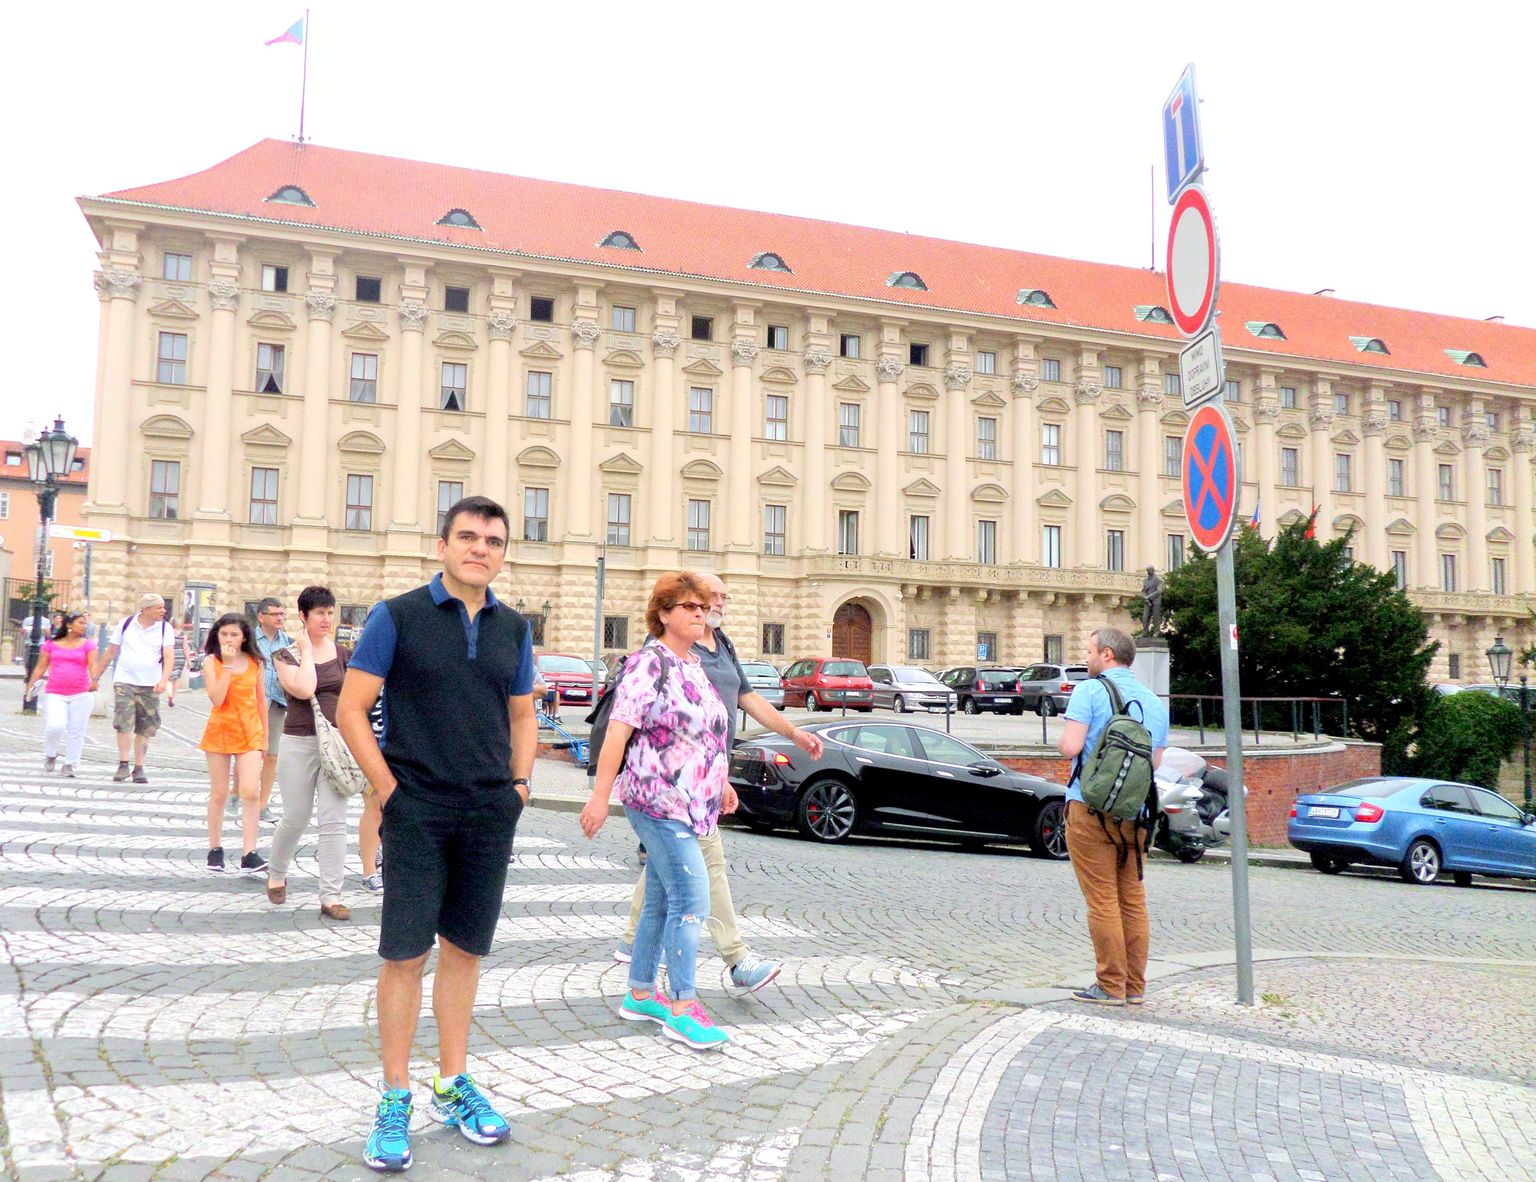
[1140,566,1165,636]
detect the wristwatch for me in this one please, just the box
[512,777,531,793]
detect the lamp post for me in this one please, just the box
[21,417,80,715]
[1486,635,1512,691]
[1522,673,1533,813]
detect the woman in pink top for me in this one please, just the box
[24,612,99,778]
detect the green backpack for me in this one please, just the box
[1077,675,1156,823]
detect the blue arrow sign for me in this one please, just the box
[1163,64,1204,203]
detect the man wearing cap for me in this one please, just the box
[94,594,174,784]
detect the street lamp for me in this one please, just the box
[1487,635,1512,689]
[21,416,79,715]
[1522,673,1533,814]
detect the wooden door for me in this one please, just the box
[831,602,873,665]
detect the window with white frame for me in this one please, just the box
[1167,534,1185,570]
[909,515,930,560]
[436,480,464,534]
[1437,463,1455,501]
[1040,422,1061,465]
[1492,557,1507,596]
[1488,467,1505,506]
[908,409,930,453]
[976,519,998,564]
[1388,458,1406,497]
[249,467,279,525]
[976,350,996,375]
[1440,553,1457,592]
[764,394,788,441]
[1103,365,1123,389]
[838,402,861,447]
[1041,358,1061,383]
[688,387,714,433]
[606,493,631,546]
[1042,524,1062,568]
[977,417,998,460]
[162,252,192,281]
[344,474,373,531]
[839,333,860,359]
[763,503,786,555]
[1105,429,1125,472]
[1163,372,1181,397]
[1391,550,1408,590]
[1437,406,1451,427]
[261,264,288,293]
[149,460,180,519]
[1334,453,1353,493]
[157,332,188,384]
[907,628,930,661]
[1164,434,1182,476]
[1388,398,1402,421]
[1333,391,1351,415]
[523,487,550,541]
[687,499,712,550]
[611,305,636,333]
[1280,447,1299,487]
[525,371,552,418]
[350,353,378,402]
[440,362,467,411]
[1486,410,1501,432]
[1224,379,1241,403]
[1280,385,1297,408]
[762,622,786,656]
[255,343,285,393]
[609,379,635,427]
[1106,529,1125,571]
[766,324,789,351]
[837,510,860,555]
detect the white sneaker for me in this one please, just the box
[728,952,782,994]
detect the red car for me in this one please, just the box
[535,652,597,706]
[780,657,874,712]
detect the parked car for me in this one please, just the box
[740,660,784,708]
[1287,777,1536,885]
[1458,683,1534,704]
[868,664,956,713]
[728,719,1068,856]
[937,666,1026,715]
[1017,663,1091,716]
[780,657,874,712]
[534,652,598,707]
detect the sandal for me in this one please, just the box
[319,902,351,921]
[266,882,287,905]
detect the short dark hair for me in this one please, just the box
[440,494,511,543]
[256,597,284,616]
[297,585,336,616]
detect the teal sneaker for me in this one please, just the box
[363,1087,413,1172]
[427,1073,510,1145]
[618,989,671,1025]
[662,1001,729,1051]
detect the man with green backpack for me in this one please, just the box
[1057,626,1169,1007]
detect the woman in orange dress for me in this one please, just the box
[200,612,269,876]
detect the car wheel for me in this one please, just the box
[1174,845,1207,864]
[806,691,821,712]
[893,694,908,713]
[1309,853,1348,874]
[962,697,980,715]
[796,778,858,843]
[1453,871,1473,887]
[1029,799,1069,860]
[1398,838,1441,885]
[1038,697,1057,718]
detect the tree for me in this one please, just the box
[1409,692,1522,789]
[1159,517,1437,755]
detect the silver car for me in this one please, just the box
[740,660,784,708]
[868,664,957,713]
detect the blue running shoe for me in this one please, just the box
[618,989,670,1024]
[363,1087,413,1172]
[428,1073,510,1145]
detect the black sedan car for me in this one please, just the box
[729,719,1068,858]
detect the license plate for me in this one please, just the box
[1309,806,1340,819]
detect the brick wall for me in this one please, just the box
[998,741,1382,846]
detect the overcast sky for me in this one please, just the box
[5,0,1532,446]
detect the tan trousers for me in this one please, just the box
[624,827,746,967]
[1065,800,1150,999]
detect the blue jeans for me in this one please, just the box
[625,810,711,1001]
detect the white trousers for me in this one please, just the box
[269,735,350,904]
[43,692,95,765]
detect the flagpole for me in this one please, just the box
[298,9,310,143]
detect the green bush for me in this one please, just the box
[1409,693,1524,788]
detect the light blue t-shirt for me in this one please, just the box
[1064,666,1170,804]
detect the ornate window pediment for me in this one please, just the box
[682,357,724,378]
[1485,445,1511,461]
[831,471,872,492]
[1435,522,1466,540]
[1331,428,1361,446]
[240,424,291,449]
[757,465,798,487]
[1332,513,1364,532]
[1277,508,1307,527]
[247,309,297,332]
[1433,439,1463,457]
[342,320,391,342]
[970,390,1007,410]
[681,458,723,482]
[1386,517,1416,536]
[1161,499,1186,518]
[1277,422,1308,440]
[904,382,940,402]
[1385,433,1413,451]
[1036,488,1073,508]
[760,365,799,386]
[519,339,565,361]
[338,430,385,455]
[516,445,560,469]
[1160,408,1190,428]
[1100,493,1136,513]
[972,482,1009,504]
[904,478,942,498]
[428,438,476,462]
[603,348,645,370]
[833,374,871,393]
[433,330,478,352]
[1036,395,1073,416]
[1100,401,1133,422]
[599,452,643,475]
[149,298,198,320]
[1487,525,1515,543]
[142,414,194,440]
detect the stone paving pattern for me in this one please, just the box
[0,685,1533,1181]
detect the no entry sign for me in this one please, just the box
[1182,401,1240,552]
[1166,185,1219,338]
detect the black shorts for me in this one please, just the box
[378,786,522,961]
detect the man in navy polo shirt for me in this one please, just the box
[337,495,536,1173]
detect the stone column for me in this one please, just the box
[802,347,832,553]
[1512,430,1536,596]
[1308,380,1335,538]
[195,274,241,518]
[295,288,336,521]
[874,347,904,555]
[1253,368,1281,539]
[1463,405,1490,591]
[1361,400,1389,569]
[90,265,142,512]
[943,362,972,559]
[1009,364,1038,564]
[1136,378,1165,568]
[1073,379,1103,565]
[389,299,428,531]
[727,337,759,551]
[648,328,680,546]
[565,317,600,540]
[483,309,517,506]
[1412,405,1440,588]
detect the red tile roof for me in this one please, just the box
[91,140,1534,390]
[0,442,90,486]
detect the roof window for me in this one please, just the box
[1246,321,1287,340]
[1016,288,1057,309]
[265,184,315,207]
[750,252,792,273]
[599,230,641,251]
[1445,349,1488,368]
[887,271,927,291]
[437,208,481,229]
[1135,305,1174,325]
[1349,336,1390,354]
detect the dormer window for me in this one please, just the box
[1350,336,1390,354]
[1446,350,1488,368]
[1135,305,1175,325]
[750,252,792,273]
[887,271,927,291]
[599,230,641,251]
[437,208,481,229]
[265,184,315,207]
[1016,288,1057,308]
[1246,321,1287,340]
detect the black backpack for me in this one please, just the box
[584,644,669,777]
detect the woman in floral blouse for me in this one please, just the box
[579,570,734,1050]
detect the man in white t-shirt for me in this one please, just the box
[94,593,174,784]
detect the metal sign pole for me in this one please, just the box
[1216,539,1254,1005]
[592,552,606,691]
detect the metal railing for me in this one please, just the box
[1168,694,1350,745]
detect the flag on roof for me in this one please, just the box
[1249,500,1260,530]
[265,17,304,46]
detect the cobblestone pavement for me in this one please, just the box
[1,684,1533,1181]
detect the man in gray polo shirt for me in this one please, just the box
[616,571,822,993]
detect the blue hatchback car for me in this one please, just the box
[1288,777,1536,886]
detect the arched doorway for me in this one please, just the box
[831,601,874,665]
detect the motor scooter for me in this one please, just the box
[1152,747,1239,863]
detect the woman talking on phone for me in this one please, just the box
[199,612,269,876]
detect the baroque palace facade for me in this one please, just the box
[79,140,1535,676]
